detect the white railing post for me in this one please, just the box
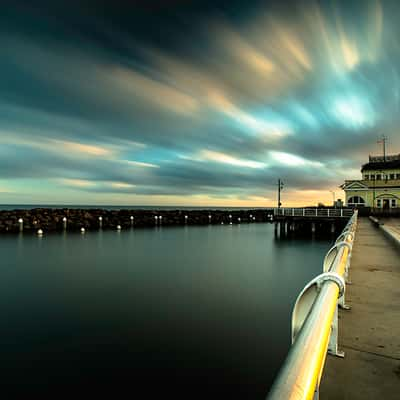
[292,208,295,216]
[341,208,343,217]
[328,209,330,217]
[315,208,318,216]
[303,208,305,217]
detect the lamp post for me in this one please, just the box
[278,179,284,209]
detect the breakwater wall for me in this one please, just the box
[0,208,274,233]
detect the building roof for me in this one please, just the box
[361,158,400,171]
[341,180,369,190]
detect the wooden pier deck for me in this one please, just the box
[320,217,400,399]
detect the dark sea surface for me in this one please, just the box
[0,222,332,398]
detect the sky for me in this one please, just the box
[1,0,400,207]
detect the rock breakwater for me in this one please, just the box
[0,208,274,233]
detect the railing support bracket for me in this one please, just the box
[292,272,346,343]
[328,306,345,358]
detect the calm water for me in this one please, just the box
[0,223,331,398]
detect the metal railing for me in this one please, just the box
[267,210,358,400]
[274,208,354,218]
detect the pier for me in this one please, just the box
[268,215,400,399]
[320,217,400,399]
[273,207,354,237]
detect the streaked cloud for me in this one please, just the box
[0,0,399,206]
[331,96,375,129]
[106,66,199,116]
[340,37,359,70]
[61,179,96,188]
[269,151,324,168]
[51,140,113,157]
[367,0,383,62]
[109,182,136,189]
[121,160,159,169]
[0,133,118,158]
[216,25,276,75]
[185,150,267,169]
[207,91,292,139]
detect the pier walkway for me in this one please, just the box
[320,217,400,399]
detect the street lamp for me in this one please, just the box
[278,179,284,209]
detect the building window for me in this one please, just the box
[377,199,382,207]
[370,174,375,180]
[390,174,395,180]
[397,174,400,180]
[376,174,381,180]
[364,174,369,180]
[391,199,397,208]
[348,196,366,207]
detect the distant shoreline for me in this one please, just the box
[0,204,270,211]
